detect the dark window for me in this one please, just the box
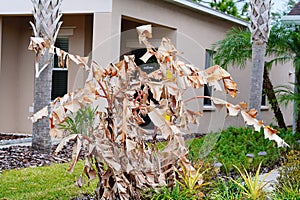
[51,38,69,100]
[204,50,214,106]
[261,93,267,106]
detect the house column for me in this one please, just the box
[92,12,119,67]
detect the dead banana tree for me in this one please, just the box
[29,25,288,199]
[30,0,63,153]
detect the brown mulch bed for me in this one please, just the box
[0,140,82,171]
[0,133,30,141]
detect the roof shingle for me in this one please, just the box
[288,2,300,15]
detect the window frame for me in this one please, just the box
[51,37,69,101]
[261,93,269,110]
[203,49,214,109]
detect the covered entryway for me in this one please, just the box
[120,16,176,129]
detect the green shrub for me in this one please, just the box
[188,127,299,174]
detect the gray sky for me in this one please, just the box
[200,0,293,15]
[271,0,289,13]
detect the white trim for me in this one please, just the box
[282,15,300,21]
[260,94,268,110]
[58,26,76,37]
[53,68,68,71]
[282,15,300,25]
[203,105,215,111]
[164,0,248,27]
[260,105,269,111]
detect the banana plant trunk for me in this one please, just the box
[263,65,287,130]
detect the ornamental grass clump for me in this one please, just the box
[176,163,210,198]
[231,162,272,200]
[29,24,288,199]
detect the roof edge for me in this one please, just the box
[164,0,249,27]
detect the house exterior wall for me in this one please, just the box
[227,61,294,129]
[93,0,293,133]
[0,0,294,134]
[266,61,294,125]
[0,17,26,133]
[0,15,92,133]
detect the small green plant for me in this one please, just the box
[208,177,244,200]
[58,106,97,136]
[231,162,271,200]
[272,150,300,199]
[176,162,209,199]
[148,184,194,200]
[272,179,300,200]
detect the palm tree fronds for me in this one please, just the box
[212,27,251,69]
[265,55,292,71]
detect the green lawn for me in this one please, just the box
[0,161,96,200]
[0,127,298,199]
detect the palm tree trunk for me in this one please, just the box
[249,42,266,117]
[32,49,53,153]
[263,65,287,130]
[30,0,63,153]
[249,0,271,118]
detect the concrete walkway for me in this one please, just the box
[0,133,61,149]
[259,169,280,192]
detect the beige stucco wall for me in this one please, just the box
[264,61,294,125]
[91,0,294,133]
[0,17,33,133]
[63,15,91,92]
[227,60,294,127]
[0,15,92,133]
[0,0,294,134]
